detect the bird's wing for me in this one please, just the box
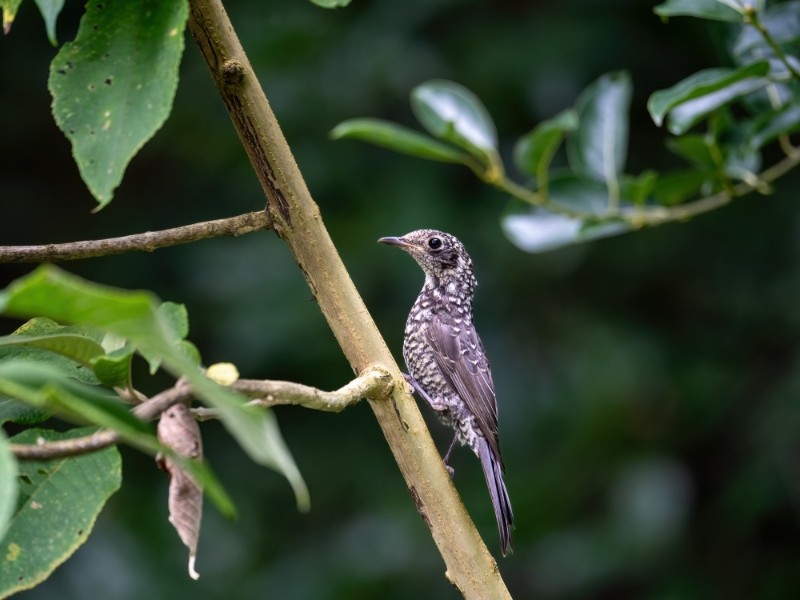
[425,312,504,467]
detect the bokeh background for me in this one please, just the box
[3,0,800,598]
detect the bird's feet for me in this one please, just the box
[444,463,455,478]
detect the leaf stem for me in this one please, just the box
[746,8,800,83]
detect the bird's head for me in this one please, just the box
[378,229,473,283]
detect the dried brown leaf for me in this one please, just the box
[157,402,203,580]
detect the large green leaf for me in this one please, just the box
[567,72,632,188]
[0,428,120,597]
[330,118,472,164]
[411,80,498,163]
[653,0,745,22]
[0,266,307,508]
[48,0,189,207]
[513,110,578,179]
[0,429,16,543]
[648,62,770,131]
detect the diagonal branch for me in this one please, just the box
[0,210,272,263]
[187,1,511,597]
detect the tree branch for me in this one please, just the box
[0,210,272,263]
[196,365,393,419]
[187,1,511,597]
[9,368,392,461]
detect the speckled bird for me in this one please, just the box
[379,229,514,556]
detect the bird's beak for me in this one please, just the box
[378,236,418,251]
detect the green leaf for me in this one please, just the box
[501,174,632,253]
[48,0,189,207]
[0,429,17,543]
[0,319,100,387]
[90,346,134,388]
[621,171,658,205]
[330,118,472,164]
[309,0,351,7]
[502,210,630,254]
[411,80,498,162]
[0,266,307,506]
[33,0,65,45]
[653,170,711,205]
[0,334,104,367]
[648,62,770,131]
[667,135,716,167]
[747,103,800,148]
[0,428,121,597]
[513,110,578,178]
[668,79,770,135]
[654,0,745,22]
[0,399,50,426]
[1,0,22,34]
[0,360,155,445]
[567,72,632,186]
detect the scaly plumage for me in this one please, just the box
[379,229,514,556]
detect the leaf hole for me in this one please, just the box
[56,68,66,75]
[68,129,75,135]
[104,77,113,86]
[96,3,104,9]
[88,83,96,92]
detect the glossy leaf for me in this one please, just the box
[567,72,632,185]
[33,0,65,45]
[668,78,769,135]
[0,429,16,543]
[0,266,307,507]
[0,428,120,597]
[513,110,578,178]
[653,0,744,22]
[330,118,471,164]
[411,80,498,161]
[503,211,630,254]
[48,0,189,207]
[502,174,631,253]
[648,62,770,130]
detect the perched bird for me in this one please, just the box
[379,229,514,556]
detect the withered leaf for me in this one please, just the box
[157,402,203,580]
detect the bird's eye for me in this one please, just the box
[428,237,442,250]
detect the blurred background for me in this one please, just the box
[3,0,800,598]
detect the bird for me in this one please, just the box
[378,228,514,556]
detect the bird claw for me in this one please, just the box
[445,464,455,478]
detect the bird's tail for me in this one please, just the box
[477,438,514,556]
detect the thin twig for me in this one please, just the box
[9,368,392,461]
[0,210,272,263]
